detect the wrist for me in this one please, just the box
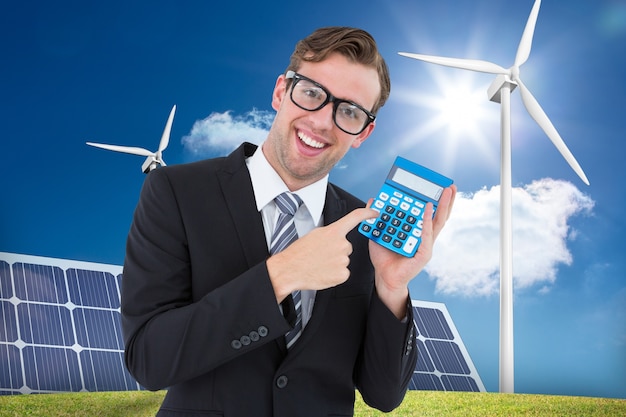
[375,279,409,320]
[266,254,293,303]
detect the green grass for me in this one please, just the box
[0,390,624,416]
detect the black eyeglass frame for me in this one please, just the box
[285,70,376,135]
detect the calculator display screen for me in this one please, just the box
[391,167,443,200]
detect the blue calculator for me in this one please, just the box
[358,156,453,257]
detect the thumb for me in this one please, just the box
[329,207,379,236]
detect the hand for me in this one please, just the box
[267,207,379,302]
[369,185,457,318]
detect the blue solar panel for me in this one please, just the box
[23,346,82,392]
[18,303,75,346]
[410,300,485,392]
[13,263,68,304]
[0,252,141,395]
[441,374,481,391]
[1,301,18,343]
[81,350,137,391]
[0,344,22,391]
[408,372,444,390]
[0,261,12,298]
[74,309,124,350]
[67,268,120,309]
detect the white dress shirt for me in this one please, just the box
[246,144,328,329]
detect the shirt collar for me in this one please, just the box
[246,143,328,225]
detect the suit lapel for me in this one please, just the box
[217,143,269,267]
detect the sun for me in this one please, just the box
[435,79,490,138]
[393,68,499,170]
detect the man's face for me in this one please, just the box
[263,52,380,191]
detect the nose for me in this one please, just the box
[307,101,335,131]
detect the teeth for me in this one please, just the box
[298,132,325,149]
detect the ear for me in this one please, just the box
[271,74,288,111]
[351,121,376,149]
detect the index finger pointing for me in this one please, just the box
[329,207,379,236]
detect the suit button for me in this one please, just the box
[276,375,288,389]
[249,331,260,342]
[258,326,268,337]
[240,335,251,346]
[231,339,242,350]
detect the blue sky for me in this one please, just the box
[1,0,624,399]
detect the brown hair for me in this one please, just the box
[286,26,390,115]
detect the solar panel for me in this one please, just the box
[0,252,484,395]
[0,252,140,395]
[410,300,485,392]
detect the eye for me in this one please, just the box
[300,85,325,101]
[337,103,363,121]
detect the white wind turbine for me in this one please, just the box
[87,105,177,173]
[399,0,589,393]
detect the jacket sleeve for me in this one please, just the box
[355,290,417,412]
[121,168,291,390]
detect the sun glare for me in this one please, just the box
[436,82,489,138]
[394,68,499,171]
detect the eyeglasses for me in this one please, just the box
[285,71,376,135]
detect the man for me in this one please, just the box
[121,26,456,416]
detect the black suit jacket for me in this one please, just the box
[121,143,417,417]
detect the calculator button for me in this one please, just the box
[411,207,422,216]
[386,226,397,235]
[374,200,385,210]
[385,206,395,214]
[393,240,403,249]
[391,218,401,227]
[381,213,391,222]
[400,202,410,211]
[402,224,412,233]
[398,232,407,240]
[376,221,386,230]
[412,228,422,238]
[403,237,418,254]
[379,192,389,201]
[361,224,371,233]
[404,196,414,204]
[406,216,416,224]
[364,216,376,224]
[414,201,425,208]
[393,191,403,199]
[390,197,400,206]
[372,229,381,238]
[396,211,406,220]
[382,234,392,243]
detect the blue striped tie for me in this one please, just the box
[271,192,303,349]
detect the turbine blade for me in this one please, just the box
[514,0,542,67]
[399,52,508,74]
[158,105,176,153]
[86,142,154,157]
[516,79,590,185]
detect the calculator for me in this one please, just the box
[358,156,453,257]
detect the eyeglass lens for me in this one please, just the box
[291,78,371,134]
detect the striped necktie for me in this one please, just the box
[270,192,303,348]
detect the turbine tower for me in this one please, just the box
[399,0,589,393]
[87,105,176,173]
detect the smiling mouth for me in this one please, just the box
[298,131,326,149]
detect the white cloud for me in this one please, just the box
[181,109,274,154]
[426,179,595,297]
